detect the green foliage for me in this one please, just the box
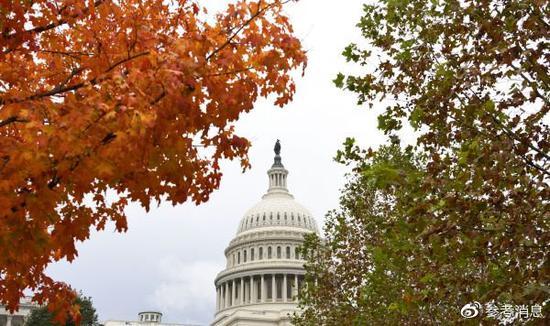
[295,0,549,324]
[26,294,99,326]
[333,73,345,89]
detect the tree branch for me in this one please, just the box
[453,90,549,175]
[490,114,550,161]
[0,51,149,107]
[0,116,29,128]
[205,0,274,62]
[4,0,104,40]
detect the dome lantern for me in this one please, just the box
[265,140,291,197]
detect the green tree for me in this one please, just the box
[26,294,99,326]
[296,145,430,325]
[296,0,548,324]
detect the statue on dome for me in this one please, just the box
[274,139,281,155]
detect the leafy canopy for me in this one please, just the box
[26,294,99,326]
[0,0,306,323]
[296,0,548,324]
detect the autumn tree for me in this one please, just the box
[296,145,429,324]
[0,0,306,323]
[296,0,548,324]
[26,293,99,326]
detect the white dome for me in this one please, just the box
[213,142,318,326]
[237,193,318,234]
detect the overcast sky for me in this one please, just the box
[47,1,392,324]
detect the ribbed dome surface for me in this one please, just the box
[237,193,317,234]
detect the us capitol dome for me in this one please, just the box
[212,141,319,326]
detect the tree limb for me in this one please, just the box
[0,51,149,107]
[206,0,275,61]
[0,116,29,128]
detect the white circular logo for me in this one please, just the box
[461,302,482,319]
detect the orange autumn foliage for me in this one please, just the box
[0,0,306,323]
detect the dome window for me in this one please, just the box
[262,214,266,221]
[277,213,280,220]
[238,252,241,264]
[251,248,255,261]
[286,246,291,259]
[259,247,263,259]
[244,250,247,262]
[268,247,272,259]
[295,247,300,260]
[277,246,281,259]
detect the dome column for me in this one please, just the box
[283,274,288,302]
[240,277,244,305]
[271,274,276,302]
[221,285,224,309]
[231,279,236,307]
[216,286,220,311]
[224,282,229,309]
[294,274,299,301]
[261,274,265,303]
[251,276,256,303]
[220,283,223,309]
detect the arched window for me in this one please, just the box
[244,249,247,262]
[286,246,291,259]
[238,252,241,264]
[268,246,272,259]
[277,246,281,259]
[295,247,300,260]
[251,248,255,261]
[259,247,263,260]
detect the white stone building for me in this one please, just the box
[103,311,200,326]
[212,143,318,326]
[0,297,39,326]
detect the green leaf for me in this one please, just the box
[333,73,345,88]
